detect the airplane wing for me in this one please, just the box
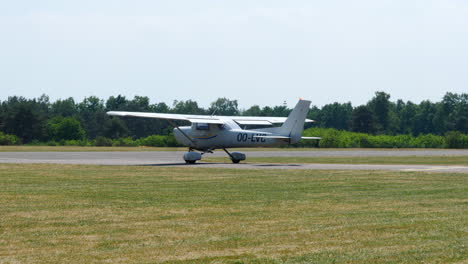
[107,112,314,126]
[106,111,225,124]
[232,117,314,126]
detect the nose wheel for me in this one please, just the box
[183,150,202,164]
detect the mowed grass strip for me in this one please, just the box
[0,146,187,152]
[0,164,466,263]
[206,156,468,166]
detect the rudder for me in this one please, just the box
[278,100,311,144]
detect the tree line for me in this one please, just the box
[0,92,466,147]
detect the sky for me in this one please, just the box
[1,0,467,109]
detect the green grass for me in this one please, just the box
[0,146,187,152]
[0,164,466,263]
[206,156,468,166]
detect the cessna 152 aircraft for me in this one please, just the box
[107,99,320,163]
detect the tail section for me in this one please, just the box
[277,99,311,144]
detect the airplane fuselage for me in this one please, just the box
[173,120,288,151]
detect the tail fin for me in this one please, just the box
[277,99,311,144]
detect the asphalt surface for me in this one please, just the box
[1,150,467,173]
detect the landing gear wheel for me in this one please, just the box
[183,151,201,164]
[223,148,246,164]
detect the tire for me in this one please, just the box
[185,160,196,164]
[232,159,240,164]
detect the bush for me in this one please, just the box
[0,132,20,145]
[301,128,467,149]
[317,129,340,148]
[112,137,138,147]
[46,141,59,146]
[137,134,181,147]
[411,134,446,148]
[47,116,86,141]
[63,139,92,146]
[445,131,468,149]
[165,134,181,147]
[95,136,113,147]
[137,135,168,147]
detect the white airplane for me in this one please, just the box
[107,99,320,163]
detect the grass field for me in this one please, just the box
[206,156,468,166]
[0,164,466,263]
[0,146,187,152]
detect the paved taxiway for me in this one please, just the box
[1,150,467,173]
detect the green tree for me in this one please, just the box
[307,105,320,121]
[413,100,437,135]
[50,97,77,117]
[243,105,262,116]
[78,96,106,139]
[124,96,155,138]
[318,102,353,130]
[105,95,128,111]
[1,96,48,143]
[172,100,205,115]
[367,91,391,133]
[47,116,85,141]
[270,105,290,117]
[103,118,129,139]
[445,93,468,133]
[351,105,375,133]
[395,100,417,134]
[208,98,239,116]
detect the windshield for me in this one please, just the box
[195,123,209,130]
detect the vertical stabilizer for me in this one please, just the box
[277,99,311,144]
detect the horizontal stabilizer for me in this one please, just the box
[301,137,322,140]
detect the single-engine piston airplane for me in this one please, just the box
[107,99,320,163]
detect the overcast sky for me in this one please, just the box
[1,0,467,109]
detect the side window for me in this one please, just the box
[196,123,209,130]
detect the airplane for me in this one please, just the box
[107,99,320,164]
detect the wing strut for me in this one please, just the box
[167,120,195,144]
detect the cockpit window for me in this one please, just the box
[195,123,209,130]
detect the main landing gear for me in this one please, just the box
[183,148,246,164]
[222,148,246,164]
